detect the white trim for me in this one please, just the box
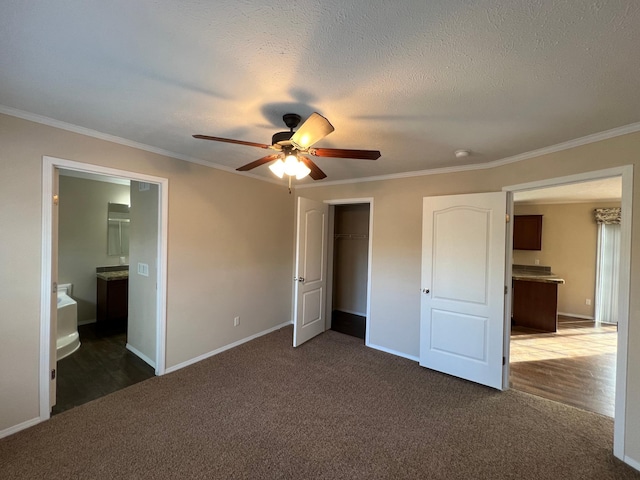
[324,198,374,205]
[164,321,291,374]
[0,105,281,185]
[126,343,156,369]
[623,455,640,473]
[5,104,640,190]
[297,123,640,189]
[557,312,595,320]
[40,160,54,419]
[0,417,42,440]
[504,165,633,462]
[41,156,169,419]
[367,343,419,363]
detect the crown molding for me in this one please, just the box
[0,105,283,186]
[298,121,640,189]
[3,105,640,189]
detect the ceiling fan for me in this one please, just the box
[193,112,381,184]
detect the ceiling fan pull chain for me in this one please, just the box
[288,175,292,194]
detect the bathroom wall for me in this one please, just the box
[332,204,369,315]
[513,201,621,318]
[127,181,159,366]
[58,174,130,323]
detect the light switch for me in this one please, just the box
[137,262,149,277]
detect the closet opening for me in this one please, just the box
[328,203,370,341]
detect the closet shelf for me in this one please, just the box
[334,233,369,240]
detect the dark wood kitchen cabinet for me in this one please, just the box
[513,215,543,250]
[97,277,128,328]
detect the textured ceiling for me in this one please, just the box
[1,1,640,183]
[514,177,622,204]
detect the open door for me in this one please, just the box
[49,168,59,409]
[293,197,328,347]
[420,192,507,390]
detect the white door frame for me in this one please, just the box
[324,198,374,346]
[40,156,169,420]
[503,165,632,461]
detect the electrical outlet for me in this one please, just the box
[586,299,592,306]
[534,259,540,265]
[234,316,240,327]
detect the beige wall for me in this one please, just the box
[58,175,130,323]
[0,113,294,432]
[514,202,621,318]
[295,130,640,462]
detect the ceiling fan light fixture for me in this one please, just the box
[283,154,300,176]
[295,162,311,180]
[268,159,286,178]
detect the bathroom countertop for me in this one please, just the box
[96,270,129,281]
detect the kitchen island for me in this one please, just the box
[512,265,565,332]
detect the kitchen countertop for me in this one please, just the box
[512,272,565,284]
[512,264,565,285]
[96,270,129,281]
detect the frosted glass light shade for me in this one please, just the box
[283,154,299,176]
[295,162,311,179]
[269,159,285,178]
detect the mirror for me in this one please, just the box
[107,203,130,256]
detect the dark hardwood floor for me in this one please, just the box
[510,316,617,417]
[52,323,155,415]
[331,310,366,340]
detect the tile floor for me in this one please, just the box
[509,316,617,416]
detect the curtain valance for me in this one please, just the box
[594,207,621,225]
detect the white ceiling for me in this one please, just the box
[2,1,640,183]
[513,177,622,204]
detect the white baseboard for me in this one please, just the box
[367,343,419,362]
[624,455,640,472]
[558,312,595,320]
[126,343,156,369]
[164,321,292,375]
[77,319,96,326]
[0,416,42,439]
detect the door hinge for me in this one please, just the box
[52,282,58,294]
[51,369,56,380]
[505,213,510,223]
[53,194,59,206]
[502,356,506,366]
[504,285,508,295]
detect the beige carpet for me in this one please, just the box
[1,326,639,479]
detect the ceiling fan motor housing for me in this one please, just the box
[272,131,294,145]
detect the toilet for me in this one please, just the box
[57,283,80,360]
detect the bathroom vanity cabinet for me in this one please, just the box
[97,276,128,329]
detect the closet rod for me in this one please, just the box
[334,233,368,239]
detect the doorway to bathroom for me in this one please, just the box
[40,156,168,419]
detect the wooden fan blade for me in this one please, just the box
[193,134,271,149]
[236,154,281,172]
[307,147,381,160]
[299,156,327,180]
[290,112,335,149]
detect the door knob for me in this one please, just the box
[298,277,305,283]
[422,288,430,294]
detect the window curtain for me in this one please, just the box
[595,208,621,324]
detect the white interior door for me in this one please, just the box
[293,197,328,347]
[50,168,59,408]
[420,192,507,390]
